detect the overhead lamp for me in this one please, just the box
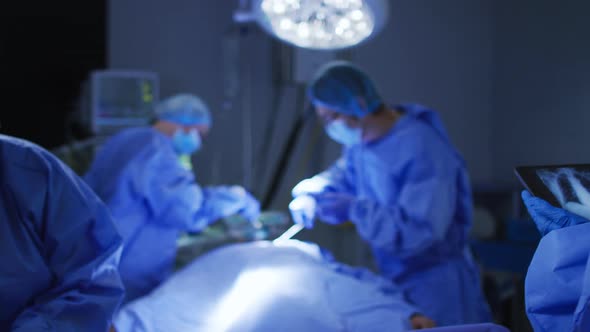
[234,0,389,50]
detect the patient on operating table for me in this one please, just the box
[112,240,436,332]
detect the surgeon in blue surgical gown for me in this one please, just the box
[0,134,124,331]
[85,94,260,303]
[289,61,492,326]
[521,190,590,332]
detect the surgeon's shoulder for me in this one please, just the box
[396,121,443,148]
[0,135,57,173]
[93,128,157,163]
[1,135,87,185]
[394,121,461,169]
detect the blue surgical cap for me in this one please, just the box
[308,61,383,118]
[155,94,212,126]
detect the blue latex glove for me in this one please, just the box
[289,195,317,229]
[211,186,247,216]
[212,186,260,222]
[238,190,261,223]
[239,193,260,222]
[315,192,355,225]
[522,190,590,236]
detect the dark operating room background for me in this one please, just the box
[2,1,590,330]
[1,0,589,187]
[0,1,106,148]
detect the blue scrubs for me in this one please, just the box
[85,127,244,303]
[525,222,590,332]
[0,135,124,331]
[298,104,491,325]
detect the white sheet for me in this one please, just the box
[114,240,417,332]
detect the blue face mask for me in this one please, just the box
[325,120,362,146]
[172,129,202,155]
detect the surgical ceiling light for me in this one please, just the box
[234,0,389,50]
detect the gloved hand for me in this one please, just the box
[225,186,260,222]
[215,186,260,222]
[522,190,590,236]
[238,190,261,223]
[292,177,332,197]
[314,192,355,225]
[289,195,317,229]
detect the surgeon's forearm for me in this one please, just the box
[314,166,351,193]
[293,158,353,197]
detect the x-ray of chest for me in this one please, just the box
[515,164,590,220]
[537,167,590,206]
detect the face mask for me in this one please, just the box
[325,120,362,146]
[172,129,201,155]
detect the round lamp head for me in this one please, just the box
[253,0,389,50]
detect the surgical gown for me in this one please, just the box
[114,240,419,332]
[525,222,590,332]
[0,135,124,331]
[85,127,244,303]
[298,104,491,326]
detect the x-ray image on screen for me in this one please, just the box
[537,167,590,220]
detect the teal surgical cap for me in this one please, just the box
[155,94,212,126]
[308,61,383,118]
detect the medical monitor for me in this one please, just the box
[90,70,159,135]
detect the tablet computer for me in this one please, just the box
[514,164,590,208]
